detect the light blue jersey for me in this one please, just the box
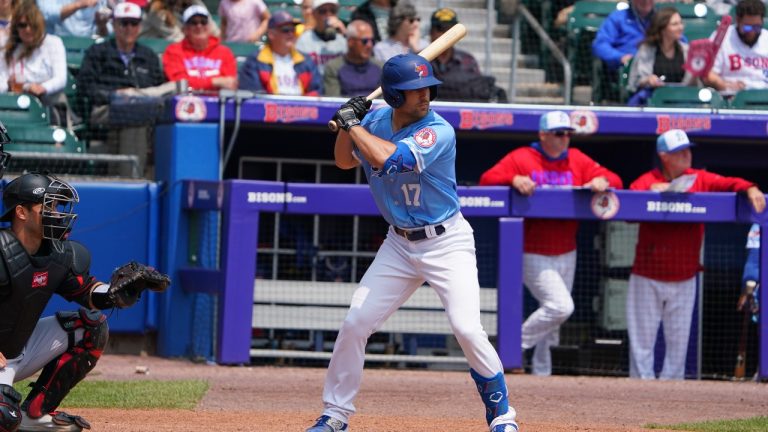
[356,106,460,228]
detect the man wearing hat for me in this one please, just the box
[77,1,166,175]
[627,129,765,380]
[162,5,238,91]
[479,111,623,376]
[239,10,321,95]
[429,7,506,102]
[296,0,348,75]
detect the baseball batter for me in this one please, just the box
[479,111,623,376]
[627,129,765,380]
[306,53,518,432]
[0,167,170,430]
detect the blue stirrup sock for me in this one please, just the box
[470,369,510,426]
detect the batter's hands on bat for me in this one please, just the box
[344,96,372,121]
[746,186,766,213]
[585,176,610,193]
[333,105,361,132]
[512,175,536,196]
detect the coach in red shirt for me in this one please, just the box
[627,128,765,380]
[479,110,623,376]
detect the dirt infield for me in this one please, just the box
[75,354,767,431]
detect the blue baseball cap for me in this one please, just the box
[539,110,575,132]
[657,129,695,153]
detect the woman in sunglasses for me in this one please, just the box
[479,111,623,377]
[373,1,427,62]
[0,1,67,112]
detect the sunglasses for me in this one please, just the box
[16,22,30,29]
[316,7,337,15]
[551,130,572,137]
[408,17,421,23]
[276,26,296,34]
[187,18,208,26]
[352,37,374,45]
[118,19,141,27]
[740,23,762,33]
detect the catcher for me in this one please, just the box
[0,171,170,432]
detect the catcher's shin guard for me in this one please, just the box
[470,369,511,426]
[21,309,108,419]
[0,384,22,432]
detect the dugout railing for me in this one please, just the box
[171,178,767,380]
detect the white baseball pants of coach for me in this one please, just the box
[320,212,505,423]
[627,274,697,380]
[521,251,576,376]
[0,316,83,386]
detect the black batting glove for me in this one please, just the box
[344,96,372,121]
[334,105,361,131]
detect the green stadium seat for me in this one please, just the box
[139,37,172,56]
[224,41,263,70]
[729,89,768,110]
[567,1,627,87]
[0,93,49,125]
[61,35,103,71]
[660,3,718,41]
[4,124,83,153]
[648,86,726,109]
[339,0,364,7]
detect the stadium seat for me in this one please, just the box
[223,41,262,69]
[139,37,172,56]
[4,124,83,153]
[661,2,718,41]
[567,1,627,88]
[61,35,103,71]
[0,93,49,125]
[729,89,768,110]
[648,86,726,109]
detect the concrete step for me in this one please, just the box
[514,83,564,98]
[510,95,567,105]
[491,67,545,85]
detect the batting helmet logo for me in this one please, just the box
[381,53,442,108]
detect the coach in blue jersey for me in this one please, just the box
[305,53,519,432]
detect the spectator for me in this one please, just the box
[351,0,395,43]
[0,1,68,122]
[299,0,315,34]
[627,7,697,105]
[162,4,238,91]
[239,10,321,95]
[593,0,656,71]
[373,1,427,62]
[323,19,381,96]
[218,0,270,43]
[38,0,110,37]
[0,0,15,48]
[627,129,765,380]
[478,111,623,376]
[77,1,166,176]
[428,7,506,103]
[142,0,221,41]
[296,0,347,75]
[707,0,743,15]
[705,0,768,93]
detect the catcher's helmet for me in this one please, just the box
[1,172,79,242]
[381,53,442,108]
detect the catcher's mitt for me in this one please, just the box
[108,261,170,308]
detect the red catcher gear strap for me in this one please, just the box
[21,309,108,419]
[0,384,22,432]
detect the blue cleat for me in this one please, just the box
[306,415,348,432]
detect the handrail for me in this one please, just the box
[514,4,572,105]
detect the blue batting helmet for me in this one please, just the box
[381,53,442,108]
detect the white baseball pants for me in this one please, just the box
[320,213,504,423]
[627,274,697,380]
[521,251,576,376]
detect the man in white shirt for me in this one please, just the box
[296,0,347,75]
[706,0,768,92]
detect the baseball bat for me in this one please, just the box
[734,280,756,379]
[328,23,468,132]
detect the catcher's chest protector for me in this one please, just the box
[0,231,71,359]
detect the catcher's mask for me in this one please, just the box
[1,173,79,242]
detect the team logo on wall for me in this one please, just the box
[414,127,437,147]
[656,115,711,134]
[175,95,207,122]
[263,103,319,123]
[591,191,620,220]
[458,110,513,130]
[570,110,598,134]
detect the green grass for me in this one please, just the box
[647,416,768,432]
[13,380,208,410]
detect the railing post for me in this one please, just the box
[498,217,524,370]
